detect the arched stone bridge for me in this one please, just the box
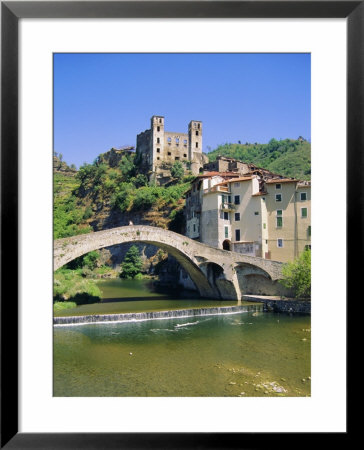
[54,225,284,301]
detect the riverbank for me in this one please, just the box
[243,295,311,314]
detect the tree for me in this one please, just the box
[119,154,135,182]
[280,249,311,298]
[170,161,184,181]
[120,245,143,279]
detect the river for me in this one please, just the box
[53,278,311,397]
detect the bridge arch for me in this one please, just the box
[54,226,218,298]
[54,225,284,300]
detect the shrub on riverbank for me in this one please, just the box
[280,249,311,298]
[53,268,102,305]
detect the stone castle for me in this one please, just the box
[136,115,208,184]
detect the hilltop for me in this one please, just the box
[207,138,311,181]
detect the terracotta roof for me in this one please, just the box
[266,178,298,184]
[198,171,240,178]
[227,176,254,183]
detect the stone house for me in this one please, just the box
[185,171,311,263]
[136,115,208,184]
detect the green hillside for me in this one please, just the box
[207,138,311,180]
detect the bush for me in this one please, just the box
[171,161,184,181]
[280,249,311,298]
[53,268,102,304]
[83,250,100,270]
[120,245,143,279]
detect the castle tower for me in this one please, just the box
[151,115,165,172]
[188,120,203,175]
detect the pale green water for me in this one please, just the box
[54,279,240,316]
[54,280,311,397]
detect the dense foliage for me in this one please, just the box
[120,245,143,279]
[53,268,102,305]
[170,161,185,181]
[207,138,311,180]
[280,249,311,298]
[53,173,92,239]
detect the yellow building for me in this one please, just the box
[264,179,311,262]
[185,173,311,263]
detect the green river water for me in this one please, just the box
[53,279,311,397]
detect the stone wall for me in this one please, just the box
[243,295,311,314]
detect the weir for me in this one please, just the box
[53,303,263,326]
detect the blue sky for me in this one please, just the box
[54,53,310,168]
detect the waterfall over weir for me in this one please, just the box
[54,304,263,326]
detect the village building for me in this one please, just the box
[136,115,208,184]
[185,168,311,263]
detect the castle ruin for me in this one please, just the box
[136,115,208,184]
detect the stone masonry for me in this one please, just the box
[136,116,208,184]
[54,225,285,301]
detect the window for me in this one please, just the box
[300,192,307,201]
[276,183,281,190]
[220,211,224,219]
[196,131,199,136]
[301,207,308,218]
[308,225,311,236]
[225,226,229,238]
[275,194,282,202]
[176,138,179,144]
[167,137,171,143]
[193,224,196,232]
[156,148,160,153]
[184,139,187,145]
[254,211,259,216]
[157,137,160,143]
[276,210,283,228]
[183,154,187,158]
[198,123,200,129]
[235,229,241,241]
[234,195,240,205]
[224,212,229,220]
[221,195,226,204]
[235,213,240,221]
[175,157,180,160]
[277,239,284,248]
[228,195,232,203]
[168,152,171,156]
[157,157,160,160]
[159,118,162,123]
[234,182,240,187]
[157,126,160,132]
[195,142,198,148]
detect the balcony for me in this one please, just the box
[220,202,236,211]
[203,185,231,194]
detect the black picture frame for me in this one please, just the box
[1,1,357,448]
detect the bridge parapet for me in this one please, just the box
[54,225,283,300]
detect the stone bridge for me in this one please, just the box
[54,225,285,301]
